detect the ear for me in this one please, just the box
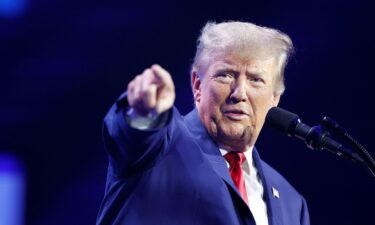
[272,93,281,107]
[191,71,202,103]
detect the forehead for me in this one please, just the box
[209,51,278,75]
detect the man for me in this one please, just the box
[96,21,310,225]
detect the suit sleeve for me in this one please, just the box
[102,92,174,178]
[300,196,310,225]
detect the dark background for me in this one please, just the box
[1,0,374,224]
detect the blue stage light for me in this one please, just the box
[0,0,28,18]
[0,153,25,225]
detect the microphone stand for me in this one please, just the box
[320,117,375,177]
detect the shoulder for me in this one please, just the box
[262,161,301,194]
[261,161,310,225]
[254,152,306,204]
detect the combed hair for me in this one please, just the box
[191,21,294,95]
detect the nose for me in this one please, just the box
[229,77,247,103]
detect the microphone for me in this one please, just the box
[265,107,363,162]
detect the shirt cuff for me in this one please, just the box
[125,108,169,130]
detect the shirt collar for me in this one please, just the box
[219,146,254,158]
[219,146,254,174]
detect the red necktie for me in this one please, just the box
[224,151,249,205]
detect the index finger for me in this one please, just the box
[150,64,174,88]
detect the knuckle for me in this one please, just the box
[135,74,142,81]
[127,81,134,91]
[143,68,152,76]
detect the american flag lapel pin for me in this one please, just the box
[272,187,280,199]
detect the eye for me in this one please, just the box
[249,76,265,84]
[217,72,231,78]
[251,77,262,82]
[214,72,234,82]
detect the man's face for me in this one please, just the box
[192,52,281,152]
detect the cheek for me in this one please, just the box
[250,89,276,117]
[250,87,274,104]
[203,84,228,107]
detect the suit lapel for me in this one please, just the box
[252,149,283,225]
[184,109,240,193]
[184,109,253,222]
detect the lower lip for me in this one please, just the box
[224,112,248,120]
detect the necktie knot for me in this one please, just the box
[224,151,246,166]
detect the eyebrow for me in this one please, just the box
[215,62,266,77]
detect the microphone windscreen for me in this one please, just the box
[265,107,300,134]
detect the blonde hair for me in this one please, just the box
[191,21,294,95]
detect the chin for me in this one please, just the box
[220,124,252,140]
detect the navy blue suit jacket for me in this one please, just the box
[96,94,310,225]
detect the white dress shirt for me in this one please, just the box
[220,148,269,225]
